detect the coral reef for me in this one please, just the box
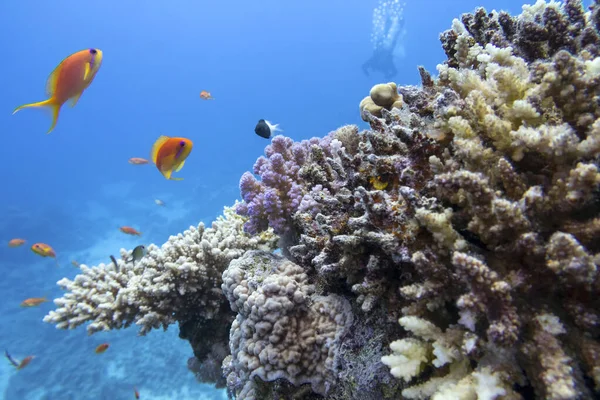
[44,204,278,388]
[45,1,600,399]
[232,0,599,398]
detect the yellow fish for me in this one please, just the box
[369,176,389,190]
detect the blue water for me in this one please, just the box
[0,0,526,398]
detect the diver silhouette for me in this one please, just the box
[362,16,404,80]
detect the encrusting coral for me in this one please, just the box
[44,1,600,399]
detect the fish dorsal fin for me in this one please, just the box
[45,59,67,97]
[175,160,186,172]
[69,92,83,107]
[151,135,170,164]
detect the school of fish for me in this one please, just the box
[7,47,285,398]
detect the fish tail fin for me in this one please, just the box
[265,120,282,137]
[13,99,61,134]
[12,99,53,115]
[4,350,18,368]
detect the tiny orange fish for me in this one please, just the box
[13,48,103,134]
[150,136,193,180]
[199,90,214,100]
[20,297,48,307]
[31,243,59,266]
[95,343,109,354]
[8,238,25,247]
[18,356,35,370]
[134,387,140,399]
[129,157,149,165]
[120,226,141,236]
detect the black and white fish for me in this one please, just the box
[254,119,282,139]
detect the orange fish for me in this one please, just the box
[95,343,109,354]
[129,157,149,165]
[120,226,141,236]
[20,297,48,307]
[150,136,193,181]
[8,238,25,248]
[17,356,35,370]
[31,243,59,266]
[13,48,103,134]
[134,387,140,399]
[5,351,34,370]
[200,90,214,100]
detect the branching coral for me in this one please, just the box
[234,1,600,398]
[45,203,277,334]
[382,315,522,399]
[43,204,278,387]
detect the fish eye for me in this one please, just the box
[89,48,97,54]
[179,141,185,147]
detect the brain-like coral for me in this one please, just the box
[221,251,353,399]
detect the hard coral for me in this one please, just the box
[359,82,404,121]
[234,1,600,398]
[44,204,278,387]
[221,251,353,399]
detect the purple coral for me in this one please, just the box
[237,135,335,235]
